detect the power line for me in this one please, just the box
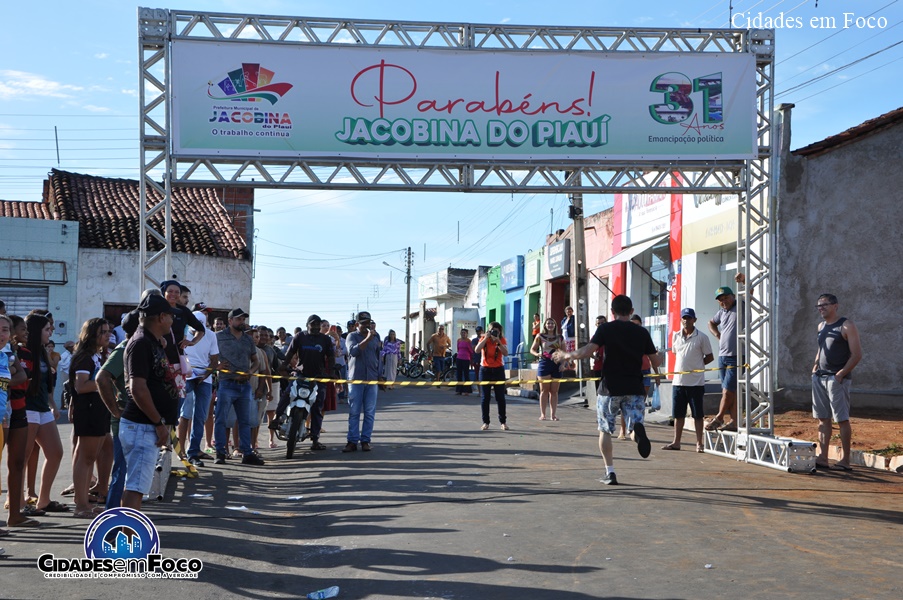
[777,0,900,65]
[790,53,903,103]
[776,39,903,98]
[776,18,903,87]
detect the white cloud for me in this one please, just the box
[121,88,139,97]
[0,70,84,100]
[82,104,111,113]
[501,17,511,23]
[95,52,109,59]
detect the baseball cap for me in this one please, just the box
[346,319,356,329]
[139,295,179,317]
[228,308,249,319]
[159,279,181,293]
[192,302,214,313]
[306,314,322,326]
[715,286,734,299]
[680,308,697,319]
[192,310,208,325]
[356,311,372,323]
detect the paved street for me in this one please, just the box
[1,385,901,599]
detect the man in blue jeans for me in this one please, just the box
[213,308,264,466]
[180,309,219,466]
[119,294,181,509]
[707,274,746,432]
[344,311,380,453]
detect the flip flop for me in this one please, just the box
[830,463,853,472]
[7,518,41,528]
[815,462,831,470]
[551,416,560,421]
[38,501,70,513]
[661,444,681,451]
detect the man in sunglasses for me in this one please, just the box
[812,294,862,471]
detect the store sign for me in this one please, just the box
[500,256,524,291]
[682,193,737,254]
[623,192,671,246]
[525,255,541,287]
[547,239,571,279]
[171,40,757,160]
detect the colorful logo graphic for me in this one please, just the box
[84,507,160,560]
[208,63,293,104]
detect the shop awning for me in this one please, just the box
[591,234,668,270]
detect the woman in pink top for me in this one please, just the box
[454,329,474,395]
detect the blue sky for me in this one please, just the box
[2,0,901,332]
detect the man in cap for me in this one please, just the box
[120,294,181,509]
[344,311,380,452]
[213,308,264,466]
[706,274,745,432]
[663,308,714,452]
[180,306,219,466]
[273,314,335,452]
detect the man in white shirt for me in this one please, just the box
[179,309,219,466]
[663,308,714,453]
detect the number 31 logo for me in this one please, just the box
[649,72,723,125]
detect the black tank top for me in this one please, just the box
[817,317,850,376]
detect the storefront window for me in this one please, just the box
[647,241,672,350]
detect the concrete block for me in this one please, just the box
[858,452,888,471]
[507,387,537,399]
[889,455,903,474]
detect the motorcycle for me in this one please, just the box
[397,346,425,379]
[275,378,316,459]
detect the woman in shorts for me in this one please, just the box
[69,318,113,518]
[21,313,68,514]
[2,315,30,528]
[531,318,563,421]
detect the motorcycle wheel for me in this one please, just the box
[408,363,423,379]
[286,406,308,459]
[443,369,456,383]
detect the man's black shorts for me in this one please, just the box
[672,385,705,420]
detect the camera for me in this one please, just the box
[490,329,500,338]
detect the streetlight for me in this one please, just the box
[383,247,412,354]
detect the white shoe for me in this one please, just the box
[481,423,489,431]
[500,423,509,431]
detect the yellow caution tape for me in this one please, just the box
[210,364,748,387]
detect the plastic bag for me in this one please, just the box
[650,383,661,411]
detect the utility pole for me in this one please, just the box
[569,174,590,391]
[404,246,413,354]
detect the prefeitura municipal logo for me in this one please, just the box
[207,62,293,104]
[37,508,202,579]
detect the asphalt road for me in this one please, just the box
[1,385,901,599]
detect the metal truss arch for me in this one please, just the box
[138,9,778,466]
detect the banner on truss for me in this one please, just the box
[172,40,757,161]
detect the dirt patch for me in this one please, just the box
[774,408,903,456]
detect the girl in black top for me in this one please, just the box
[69,318,113,518]
[22,314,68,513]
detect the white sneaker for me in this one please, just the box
[480,423,489,431]
[500,423,509,431]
